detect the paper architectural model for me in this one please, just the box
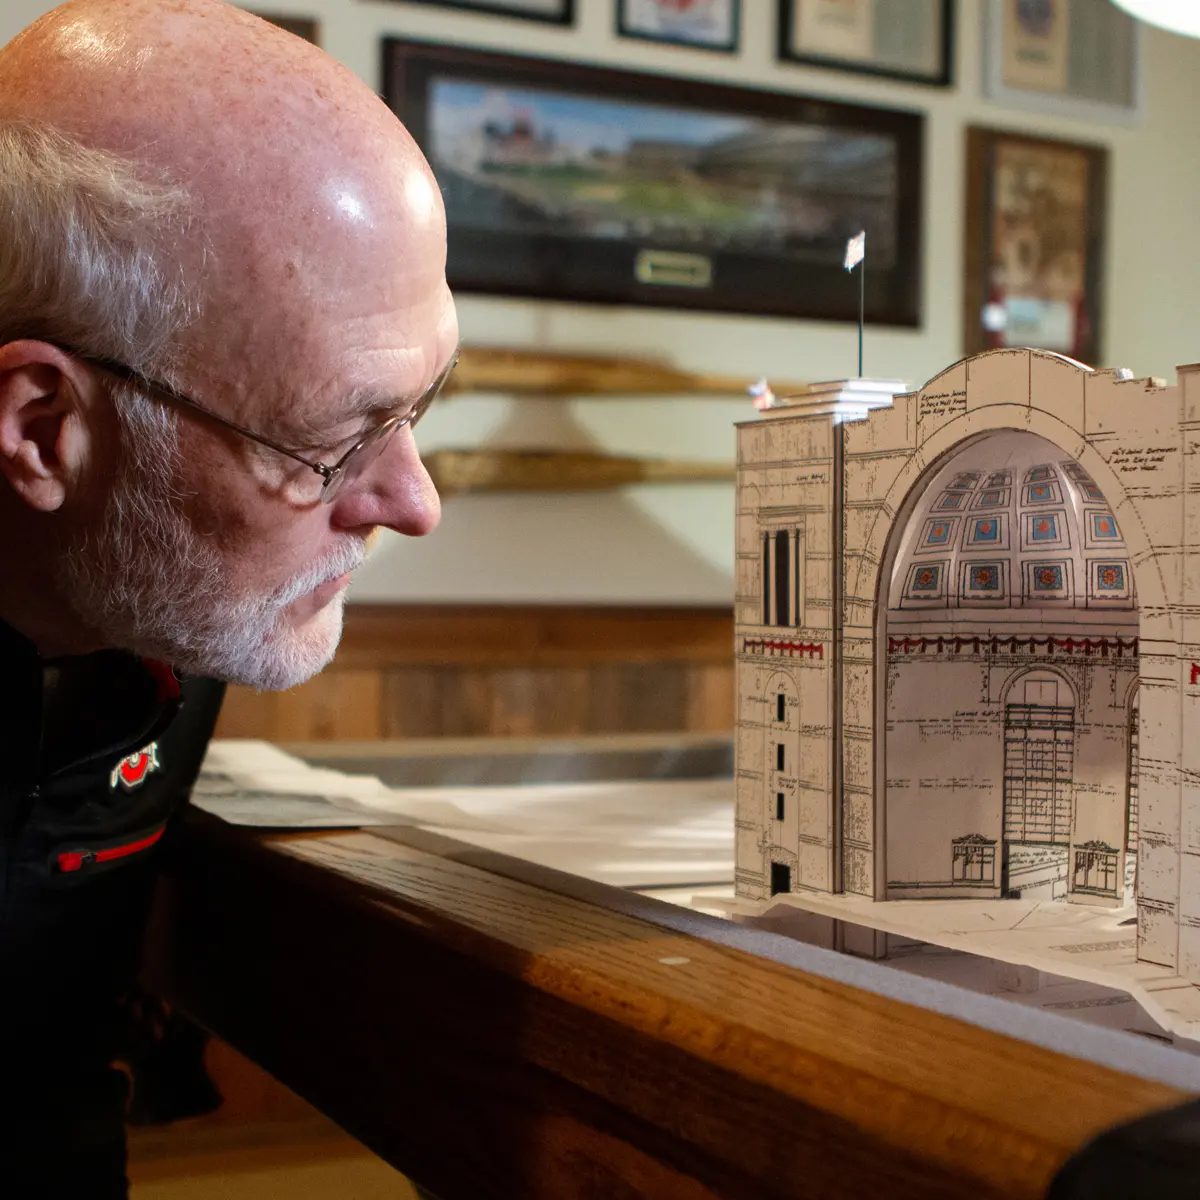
[734,347,1200,986]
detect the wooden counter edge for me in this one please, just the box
[145,812,1188,1200]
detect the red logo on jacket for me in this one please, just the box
[111,743,162,792]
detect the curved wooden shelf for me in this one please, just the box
[449,345,806,398]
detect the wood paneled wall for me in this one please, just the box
[214,605,735,741]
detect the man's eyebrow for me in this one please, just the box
[282,392,394,447]
[337,387,403,422]
[335,348,461,423]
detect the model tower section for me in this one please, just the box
[735,380,901,903]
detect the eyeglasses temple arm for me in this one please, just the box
[85,353,333,479]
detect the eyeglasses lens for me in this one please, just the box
[319,355,456,504]
[321,420,397,504]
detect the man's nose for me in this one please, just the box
[327,429,441,536]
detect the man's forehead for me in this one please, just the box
[183,221,455,401]
[0,0,441,296]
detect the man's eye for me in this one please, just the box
[295,428,363,459]
[325,433,363,457]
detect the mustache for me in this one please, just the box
[268,540,369,609]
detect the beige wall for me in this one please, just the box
[4,1,1200,604]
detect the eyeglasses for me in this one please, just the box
[59,344,459,504]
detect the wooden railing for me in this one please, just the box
[215,604,735,741]
[146,813,1190,1199]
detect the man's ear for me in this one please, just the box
[0,340,93,513]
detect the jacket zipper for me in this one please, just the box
[55,824,167,875]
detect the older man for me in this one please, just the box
[0,0,453,1192]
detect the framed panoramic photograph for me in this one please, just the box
[778,0,953,86]
[395,0,574,24]
[382,41,924,325]
[964,126,1108,365]
[617,0,740,53]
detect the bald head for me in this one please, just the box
[0,0,451,412]
[0,0,452,681]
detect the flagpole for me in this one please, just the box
[858,261,864,378]
[844,229,866,379]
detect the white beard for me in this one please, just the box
[57,434,364,690]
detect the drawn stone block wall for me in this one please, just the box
[884,648,1136,902]
[734,410,836,899]
[1077,364,1187,968]
[1177,366,1200,978]
[885,654,1005,897]
[841,649,875,896]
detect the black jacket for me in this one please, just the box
[0,618,224,1197]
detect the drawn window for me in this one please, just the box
[776,743,785,771]
[776,792,785,821]
[763,529,800,628]
[776,693,785,722]
[952,840,996,884]
[762,533,772,625]
[1073,845,1119,896]
[774,530,790,628]
[795,529,802,628]
[1003,675,1074,845]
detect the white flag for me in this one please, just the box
[748,377,776,410]
[844,230,866,271]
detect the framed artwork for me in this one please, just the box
[382,40,924,325]
[778,0,953,87]
[984,0,1141,124]
[393,0,574,23]
[617,0,741,53]
[254,12,319,42]
[964,127,1107,365]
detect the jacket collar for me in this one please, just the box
[0,619,182,783]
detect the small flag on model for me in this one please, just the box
[748,378,776,410]
[844,230,866,271]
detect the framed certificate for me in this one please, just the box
[985,0,1141,124]
[778,0,953,87]
[617,0,740,53]
[389,0,573,24]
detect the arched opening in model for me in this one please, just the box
[877,430,1140,905]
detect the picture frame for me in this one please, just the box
[254,12,319,42]
[778,0,954,87]
[617,0,741,54]
[389,0,574,24]
[984,0,1141,125]
[382,40,924,326]
[963,126,1108,365]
